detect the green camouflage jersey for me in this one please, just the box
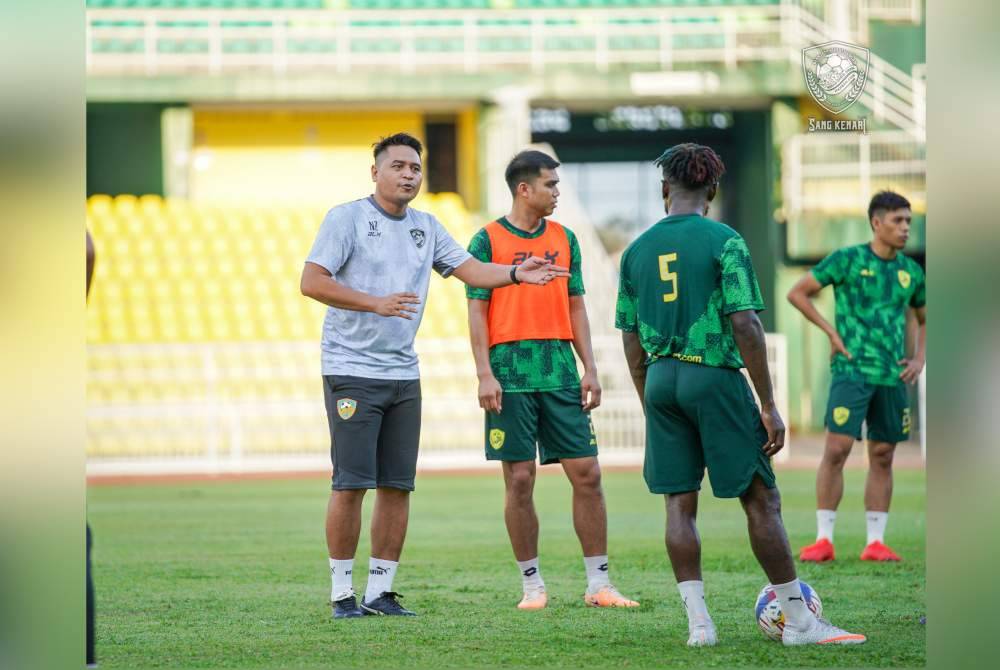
[812,244,926,386]
[615,214,764,369]
[466,217,586,392]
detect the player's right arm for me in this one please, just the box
[465,228,502,413]
[300,262,420,319]
[729,310,785,457]
[786,271,852,361]
[615,249,645,411]
[468,299,502,413]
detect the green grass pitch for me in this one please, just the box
[88,468,925,668]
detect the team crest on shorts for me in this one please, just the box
[897,270,911,289]
[833,406,850,426]
[489,428,505,450]
[337,398,357,420]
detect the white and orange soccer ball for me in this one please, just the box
[755,581,823,641]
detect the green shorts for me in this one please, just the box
[484,387,598,464]
[644,358,775,498]
[825,377,910,443]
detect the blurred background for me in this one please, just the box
[83,0,926,478]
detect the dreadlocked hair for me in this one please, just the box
[654,143,725,191]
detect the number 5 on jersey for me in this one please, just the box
[659,253,679,302]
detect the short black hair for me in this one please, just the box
[505,150,560,194]
[868,190,910,222]
[654,143,725,192]
[373,133,423,162]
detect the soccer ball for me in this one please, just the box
[755,582,823,641]
[815,52,858,94]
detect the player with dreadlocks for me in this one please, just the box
[615,143,866,646]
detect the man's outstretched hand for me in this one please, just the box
[514,256,570,285]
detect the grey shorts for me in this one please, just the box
[323,375,421,491]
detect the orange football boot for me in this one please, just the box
[860,540,902,561]
[799,538,835,562]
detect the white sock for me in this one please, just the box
[816,509,837,542]
[517,557,544,591]
[583,555,611,593]
[364,557,398,603]
[329,558,355,601]
[677,580,711,626]
[866,511,889,544]
[771,579,813,630]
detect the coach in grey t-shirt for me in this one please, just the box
[306,194,469,379]
[301,133,568,620]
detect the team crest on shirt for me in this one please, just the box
[337,398,357,420]
[489,428,505,450]
[897,270,911,289]
[833,406,850,426]
[409,228,426,249]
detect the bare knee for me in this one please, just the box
[331,489,366,507]
[666,492,698,526]
[505,463,536,503]
[567,460,602,495]
[741,481,782,522]
[868,442,896,471]
[823,436,854,468]
[375,486,410,505]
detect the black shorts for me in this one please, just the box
[323,375,421,491]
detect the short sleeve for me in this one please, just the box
[720,235,765,315]
[566,228,585,296]
[811,249,847,287]
[465,228,493,301]
[431,216,473,278]
[614,252,638,332]
[305,206,355,276]
[910,265,926,308]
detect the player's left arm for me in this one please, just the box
[565,231,600,410]
[569,296,601,411]
[898,305,926,384]
[451,256,569,288]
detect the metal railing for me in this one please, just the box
[86,6,789,75]
[862,0,922,23]
[782,129,926,220]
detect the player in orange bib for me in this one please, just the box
[466,150,639,611]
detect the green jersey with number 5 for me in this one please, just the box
[615,213,765,369]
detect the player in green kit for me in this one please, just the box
[789,191,926,563]
[616,143,865,646]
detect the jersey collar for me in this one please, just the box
[498,216,547,239]
[367,195,408,222]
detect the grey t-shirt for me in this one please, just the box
[306,196,472,379]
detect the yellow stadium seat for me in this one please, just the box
[114,194,138,214]
[138,194,162,214]
[89,194,113,216]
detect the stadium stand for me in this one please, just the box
[86,193,480,461]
